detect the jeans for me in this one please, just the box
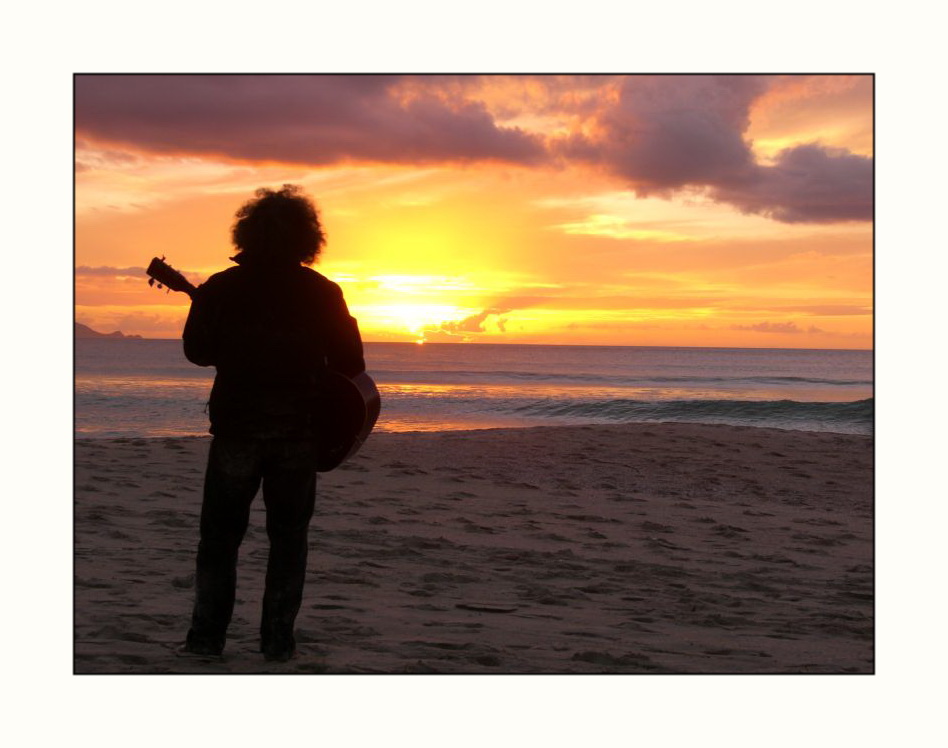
[186,436,318,656]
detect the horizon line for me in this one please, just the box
[82,336,873,353]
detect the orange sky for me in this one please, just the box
[75,74,872,348]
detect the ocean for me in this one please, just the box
[74,339,873,438]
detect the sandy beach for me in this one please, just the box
[74,423,873,674]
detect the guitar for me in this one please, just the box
[146,256,380,472]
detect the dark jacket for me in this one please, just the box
[183,262,365,437]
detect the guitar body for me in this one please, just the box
[312,370,381,472]
[146,256,381,471]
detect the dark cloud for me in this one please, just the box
[559,75,872,223]
[563,75,765,193]
[74,75,544,166]
[713,144,873,223]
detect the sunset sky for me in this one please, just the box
[74,74,873,348]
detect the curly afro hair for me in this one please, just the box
[230,184,326,266]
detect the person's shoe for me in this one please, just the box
[262,647,294,662]
[177,642,224,660]
[260,644,296,662]
[183,630,224,658]
[260,627,296,662]
[261,633,296,662]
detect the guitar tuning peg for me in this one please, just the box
[157,283,163,289]
[148,278,155,286]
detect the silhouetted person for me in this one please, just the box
[182,185,365,661]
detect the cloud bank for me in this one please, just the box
[75,74,872,224]
[75,75,544,167]
[560,75,872,223]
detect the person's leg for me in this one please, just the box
[186,436,263,655]
[259,439,318,660]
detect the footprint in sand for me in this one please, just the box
[712,524,749,539]
[571,650,662,670]
[793,517,843,526]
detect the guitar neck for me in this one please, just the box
[146,257,198,297]
[163,279,196,298]
[176,280,197,298]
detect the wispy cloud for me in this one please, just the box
[551,214,696,242]
[731,321,825,334]
[75,265,147,277]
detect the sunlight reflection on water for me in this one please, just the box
[76,340,872,437]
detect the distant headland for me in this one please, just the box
[76,322,142,340]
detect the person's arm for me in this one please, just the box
[182,284,220,367]
[323,282,366,377]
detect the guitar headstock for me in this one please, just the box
[146,257,197,297]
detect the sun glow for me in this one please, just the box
[358,302,469,337]
[370,274,479,294]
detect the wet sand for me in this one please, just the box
[74,423,873,673]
